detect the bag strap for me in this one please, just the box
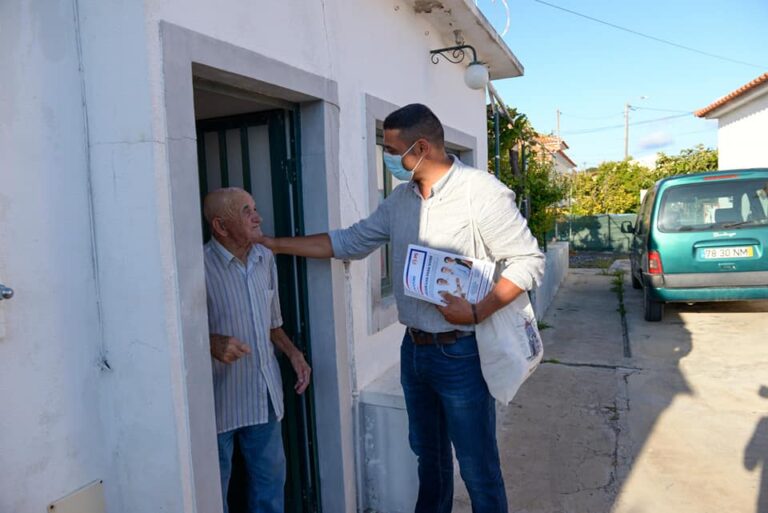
[467,176,490,262]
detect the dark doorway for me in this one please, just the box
[195,87,322,513]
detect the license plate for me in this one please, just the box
[701,246,754,259]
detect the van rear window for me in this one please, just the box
[657,178,768,232]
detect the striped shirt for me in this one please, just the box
[204,238,284,433]
[330,156,545,333]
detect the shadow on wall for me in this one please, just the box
[744,385,768,513]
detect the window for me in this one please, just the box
[375,127,394,297]
[364,94,478,334]
[636,187,655,235]
[658,178,768,232]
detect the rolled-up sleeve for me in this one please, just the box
[476,179,545,291]
[329,199,391,260]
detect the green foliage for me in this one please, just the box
[507,156,569,245]
[571,160,655,215]
[653,144,718,179]
[570,145,719,215]
[486,105,567,245]
[486,106,533,181]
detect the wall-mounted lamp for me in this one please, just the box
[429,44,489,90]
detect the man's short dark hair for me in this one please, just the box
[383,103,445,147]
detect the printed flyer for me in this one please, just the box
[403,244,495,306]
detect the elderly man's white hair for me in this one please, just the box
[203,187,248,226]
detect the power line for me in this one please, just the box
[632,106,693,114]
[560,111,624,120]
[561,106,693,119]
[562,113,691,135]
[531,0,768,70]
[673,127,718,137]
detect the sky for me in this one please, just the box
[476,0,768,169]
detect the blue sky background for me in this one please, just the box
[477,0,768,169]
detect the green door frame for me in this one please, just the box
[196,108,322,513]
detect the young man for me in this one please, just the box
[203,187,311,513]
[263,104,544,512]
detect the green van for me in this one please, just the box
[623,169,768,321]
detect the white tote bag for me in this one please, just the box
[469,189,544,405]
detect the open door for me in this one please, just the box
[195,105,322,513]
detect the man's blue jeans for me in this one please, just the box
[217,402,285,513]
[401,331,507,513]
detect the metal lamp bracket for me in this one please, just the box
[429,44,480,65]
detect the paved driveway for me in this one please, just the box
[454,267,768,513]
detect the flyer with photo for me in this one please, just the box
[403,244,496,306]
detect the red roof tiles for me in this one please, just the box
[695,72,768,117]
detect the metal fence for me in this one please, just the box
[547,214,638,252]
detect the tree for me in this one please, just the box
[486,106,567,245]
[653,144,718,179]
[569,145,720,215]
[515,156,568,245]
[571,160,654,215]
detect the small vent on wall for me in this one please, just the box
[48,480,105,513]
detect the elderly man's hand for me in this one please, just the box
[436,293,475,325]
[289,351,312,394]
[210,335,251,364]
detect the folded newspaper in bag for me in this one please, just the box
[403,243,543,404]
[403,244,496,305]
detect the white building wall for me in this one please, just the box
[2,0,492,510]
[74,0,196,509]
[717,90,768,170]
[552,153,575,175]
[0,2,106,512]
[145,0,488,389]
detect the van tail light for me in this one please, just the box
[648,251,664,275]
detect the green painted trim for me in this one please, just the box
[196,128,211,242]
[217,129,229,187]
[196,109,321,513]
[240,124,252,193]
[289,106,323,512]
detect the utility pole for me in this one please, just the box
[624,102,630,160]
[556,109,561,140]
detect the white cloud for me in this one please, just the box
[638,131,674,150]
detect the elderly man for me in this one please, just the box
[203,187,311,513]
[262,104,544,513]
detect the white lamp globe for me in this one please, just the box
[464,63,489,90]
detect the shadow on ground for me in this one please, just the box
[454,267,768,513]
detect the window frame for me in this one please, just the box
[364,94,477,334]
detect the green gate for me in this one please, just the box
[196,109,322,513]
[549,214,638,252]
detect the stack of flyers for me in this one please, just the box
[403,244,495,306]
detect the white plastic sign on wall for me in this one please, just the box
[48,480,105,513]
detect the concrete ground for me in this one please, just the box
[453,266,768,513]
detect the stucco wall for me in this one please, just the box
[717,90,768,170]
[0,2,107,512]
[2,0,493,511]
[532,242,570,317]
[146,0,487,388]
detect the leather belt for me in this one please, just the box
[408,328,475,346]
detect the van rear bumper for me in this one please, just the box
[644,271,768,302]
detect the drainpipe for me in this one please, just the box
[486,82,513,180]
[344,262,365,513]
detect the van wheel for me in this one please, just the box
[644,287,663,322]
[631,272,642,290]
